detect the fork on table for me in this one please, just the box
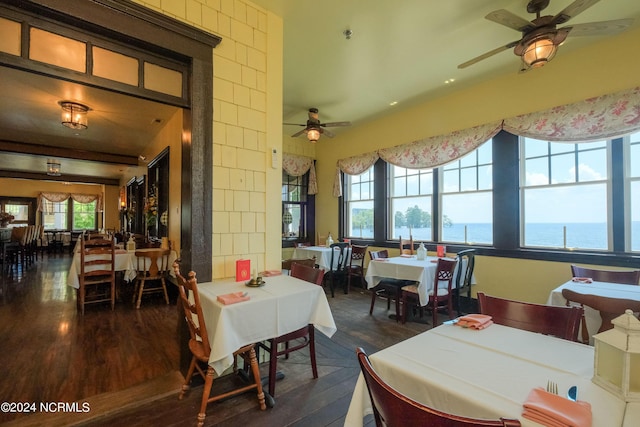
[546,380,558,395]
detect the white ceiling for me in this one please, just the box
[1,0,639,181]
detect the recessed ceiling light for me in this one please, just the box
[389,101,398,106]
[444,78,456,84]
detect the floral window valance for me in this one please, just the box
[333,86,640,197]
[37,192,103,213]
[282,153,318,195]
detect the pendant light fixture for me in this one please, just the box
[59,101,89,130]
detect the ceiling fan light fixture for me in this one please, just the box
[59,101,89,130]
[47,159,61,176]
[521,35,557,68]
[306,128,321,143]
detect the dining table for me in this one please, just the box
[547,279,640,344]
[66,247,178,289]
[344,322,631,427]
[195,274,336,405]
[365,255,470,306]
[292,245,351,271]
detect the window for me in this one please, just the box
[73,200,97,229]
[388,165,433,240]
[2,203,28,227]
[345,166,374,239]
[628,131,640,251]
[282,171,308,240]
[441,140,493,244]
[520,137,609,250]
[42,201,68,230]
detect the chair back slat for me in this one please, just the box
[369,249,389,260]
[356,348,521,427]
[478,292,583,342]
[571,264,640,285]
[291,263,325,285]
[329,242,350,271]
[173,262,211,359]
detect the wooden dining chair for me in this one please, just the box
[455,249,476,316]
[347,244,368,291]
[399,235,414,255]
[401,258,457,326]
[316,232,328,247]
[562,288,640,344]
[570,264,640,285]
[478,292,583,342]
[368,249,404,320]
[281,256,316,274]
[356,348,521,427]
[77,236,116,315]
[258,262,325,397]
[325,242,350,297]
[173,262,266,427]
[133,248,171,309]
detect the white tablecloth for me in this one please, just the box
[292,246,351,271]
[547,280,640,344]
[365,255,468,306]
[344,323,628,427]
[67,248,177,289]
[196,274,337,375]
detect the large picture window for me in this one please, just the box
[628,131,640,252]
[520,137,609,250]
[282,171,308,240]
[42,201,68,230]
[441,140,492,245]
[345,166,374,239]
[388,165,433,240]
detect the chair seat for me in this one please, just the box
[401,284,450,297]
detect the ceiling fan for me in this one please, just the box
[284,108,351,143]
[458,0,633,71]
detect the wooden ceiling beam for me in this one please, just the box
[0,170,120,186]
[0,140,139,166]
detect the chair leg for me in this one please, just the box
[401,292,408,324]
[161,278,169,305]
[394,288,401,322]
[179,356,198,400]
[110,280,115,311]
[136,278,145,309]
[268,339,278,397]
[197,366,215,427]
[309,325,318,379]
[369,288,377,315]
[246,347,267,410]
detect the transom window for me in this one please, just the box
[520,137,609,250]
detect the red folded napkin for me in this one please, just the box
[400,254,413,258]
[572,277,593,283]
[456,314,493,330]
[217,292,250,305]
[522,387,592,427]
[261,270,282,277]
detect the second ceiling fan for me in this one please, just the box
[284,108,351,143]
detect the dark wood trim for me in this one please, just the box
[0,170,119,186]
[0,140,138,166]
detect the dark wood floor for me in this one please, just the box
[0,253,440,426]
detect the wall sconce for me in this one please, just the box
[59,101,89,130]
[592,309,640,402]
[47,159,61,176]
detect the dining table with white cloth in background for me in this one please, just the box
[344,322,630,427]
[66,247,178,289]
[365,255,470,306]
[292,245,351,271]
[195,274,337,377]
[547,279,640,344]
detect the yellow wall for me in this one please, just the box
[134,0,284,278]
[0,178,113,228]
[312,27,640,302]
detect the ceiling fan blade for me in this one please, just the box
[291,129,307,138]
[562,18,633,37]
[551,0,602,25]
[321,128,335,138]
[485,9,535,32]
[458,41,519,69]
[283,122,305,126]
[321,121,351,127]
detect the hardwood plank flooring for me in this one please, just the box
[0,255,443,426]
